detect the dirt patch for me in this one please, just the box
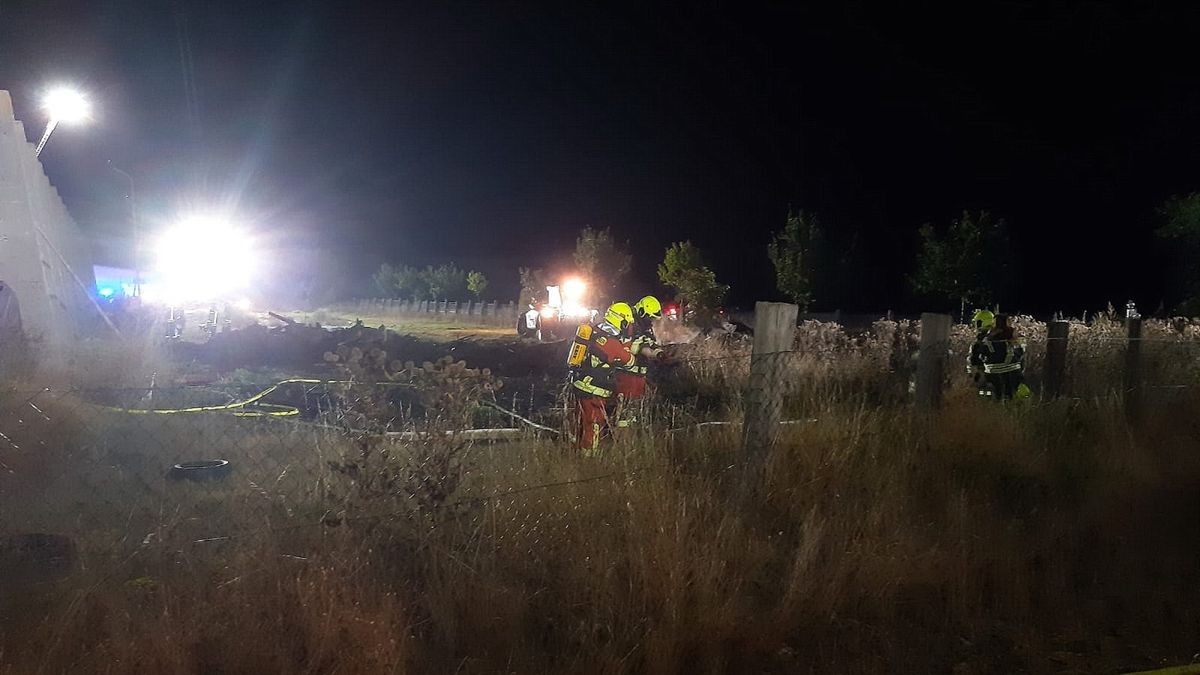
[172,322,568,380]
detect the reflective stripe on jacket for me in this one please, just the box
[626,333,658,376]
[570,323,635,398]
[970,337,1025,374]
[572,375,614,398]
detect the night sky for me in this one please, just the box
[3,1,1200,313]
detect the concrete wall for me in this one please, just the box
[0,90,95,350]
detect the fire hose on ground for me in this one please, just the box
[88,377,817,438]
[90,378,559,437]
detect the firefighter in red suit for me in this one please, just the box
[614,296,665,426]
[567,302,636,453]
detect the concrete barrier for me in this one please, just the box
[0,90,96,350]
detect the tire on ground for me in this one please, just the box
[168,459,232,482]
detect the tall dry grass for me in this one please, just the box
[671,315,1200,410]
[3,388,1199,673]
[4,318,1200,673]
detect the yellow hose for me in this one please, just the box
[99,378,407,418]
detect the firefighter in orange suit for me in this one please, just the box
[567,302,636,453]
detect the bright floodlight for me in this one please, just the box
[562,277,587,301]
[152,215,257,304]
[35,87,91,156]
[42,88,91,124]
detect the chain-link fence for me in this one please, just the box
[3,313,1200,671]
[0,376,705,579]
[5,315,1197,558]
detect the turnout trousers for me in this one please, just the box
[573,390,612,453]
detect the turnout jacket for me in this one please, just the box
[568,321,636,397]
[968,329,1025,374]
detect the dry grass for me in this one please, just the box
[283,308,516,343]
[3,321,1200,673]
[671,315,1200,410]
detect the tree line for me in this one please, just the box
[372,193,1200,315]
[773,194,1200,316]
[372,263,490,302]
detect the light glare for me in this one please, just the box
[152,215,257,304]
[562,302,591,318]
[562,277,587,301]
[42,88,91,124]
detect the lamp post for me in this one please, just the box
[35,88,90,157]
[107,161,141,296]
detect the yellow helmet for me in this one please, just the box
[971,309,995,331]
[634,295,663,320]
[605,302,634,330]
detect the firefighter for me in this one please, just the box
[968,310,1031,401]
[630,295,663,345]
[566,302,637,453]
[614,296,665,426]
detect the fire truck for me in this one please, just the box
[517,277,597,342]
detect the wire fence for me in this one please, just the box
[0,378,662,570]
[2,314,1200,600]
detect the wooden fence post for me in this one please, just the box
[743,302,799,477]
[1044,320,1069,399]
[915,313,952,409]
[1124,317,1142,422]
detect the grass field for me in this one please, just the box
[2,390,1198,673]
[276,308,519,342]
[2,316,1200,673]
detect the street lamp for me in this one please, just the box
[107,161,141,295]
[35,87,90,157]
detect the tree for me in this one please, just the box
[518,266,548,305]
[574,226,632,298]
[421,263,467,300]
[910,211,1013,315]
[372,263,399,296]
[768,210,823,311]
[657,241,728,324]
[372,263,428,299]
[466,270,489,300]
[1156,193,1200,314]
